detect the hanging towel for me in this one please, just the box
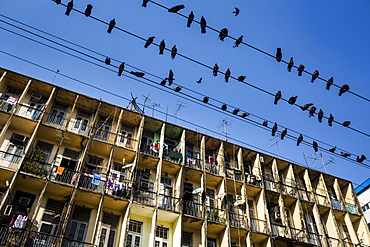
[56,166,65,175]
[92,174,102,185]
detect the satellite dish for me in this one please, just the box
[192,188,204,194]
[122,163,134,169]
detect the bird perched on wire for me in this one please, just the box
[357,155,366,163]
[200,16,207,33]
[317,109,324,123]
[107,18,116,34]
[159,40,165,54]
[328,114,334,126]
[55,0,61,4]
[130,71,145,77]
[196,77,202,84]
[300,103,313,111]
[173,86,182,92]
[202,97,209,103]
[287,57,294,72]
[219,28,229,41]
[274,91,282,105]
[237,75,246,82]
[232,108,240,115]
[340,152,351,158]
[312,141,318,152]
[171,45,177,59]
[104,57,111,65]
[296,134,303,146]
[144,36,155,48]
[118,62,125,76]
[168,4,185,13]
[275,48,282,62]
[221,104,227,110]
[213,63,219,76]
[142,0,150,7]
[262,121,268,127]
[311,70,319,82]
[328,146,336,153]
[326,77,334,90]
[233,7,240,16]
[84,4,93,17]
[225,68,231,82]
[288,96,298,105]
[65,0,74,16]
[338,84,350,96]
[308,106,316,117]
[160,80,166,86]
[233,35,243,48]
[271,123,278,136]
[166,70,175,86]
[281,128,287,140]
[187,11,194,27]
[239,112,249,118]
[297,64,305,76]
[342,121,351,127]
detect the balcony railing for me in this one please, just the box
[346,203,358,214]
[132,188,156,206]
[297,189,311,202]
[250,218,269,234]
[92,127,115,143]
[0,150,23,170]
[50,165,78,185]
[158,194,179,212]
[308,232,322,246]
[67,118,91,136]
[78,172,105,193]
[140,143,159,157]
[185,156,202,170]
[116,134,137,150]
[183,201,202,218]
[246,174,262,187]
[205,162,219,175]
[290,228,308,243]
[44,112,67,127]
[225,168,243,182]
[16,104,44,120]
[163,150,183,163]
[20,158,52,178]
[315,193,330,207]
[0,99,17,113]
[205,207,226,224]
[62,238,93,247]
[280,184,298,197]
[331,199,344,210]
[263,174,279,192]
[106,176,132,200]
[229,212,247,228]
[327,237,342,247]
[271,223,288,238]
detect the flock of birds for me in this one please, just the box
[54,0,367,163]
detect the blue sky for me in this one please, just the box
[1,0,370,187]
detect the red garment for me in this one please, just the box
[209,156,214,164]
[154,143,159,150]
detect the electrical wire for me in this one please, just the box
[0,19,368,168]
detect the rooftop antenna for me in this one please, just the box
[142,93,151,114]
[51,69,60,85]
[150,102,161,117]
[318,153,335,174]
[303,152,320,170]
[174,101,186,124]
[269,136,281,158]
[127,93,144,114]
[217,118,231,141]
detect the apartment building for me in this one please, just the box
[0,67,369,247]
[355,178,370,229]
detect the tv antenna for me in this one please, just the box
[150,102,162,117]
[142,93,151,114]
[174,101,186,124]
[217,118,231,141]
[51,69,60,84]
[269,136,281,158]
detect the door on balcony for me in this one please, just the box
[47,102,68,126]
[183,182,198,216]
[98,212,119,247]
[66,205,91,243]
[207,237,216,247]
[95,117,112,141]
[119,124,134,147]
[35,140,53,163]
[3,142,23,164]
[39,198,65,237]
[72,111,90,135]
[248,199,258,231]
[24,101,44,120]
[159,176,173,210]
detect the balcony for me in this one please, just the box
[163,149,183,163]
[262,174,279,192]
[308,232,322,246]
[185,155,202,170]
[250,218,269,234]
[106,176,132,200]
[346,203,358,214]
[67,118,90,136]
[16,103,44,120]
[297,189,311,202]
[62,238,93,247]
[92,127,114,143]
[0,150,23,170]
[225,168,243,182]
[280,183,298,198]
[20,158,52,178]
[45,112,66,127]
[246,174,262,187]
[0,99,17,113]
[290,228,308,243]
[327,237,342,247]
[229,212,247,228]
[140,143,159,157]
[331,199,344,210]
[78,172,105,193]
[314,193,330,207]
[158,194,179,212]
[271,223,288,238]
[206,207,226,224]
[132,188,156,206]
[205,162,219,175]
[183,201,202,218]
[116,134,137,150]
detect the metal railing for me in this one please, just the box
[290,228,308,243]
[50,165,78,185]
[315,193,330,207]
[225,168,243,182]
[116,134,137,150]
[62,238,93,247]
[0,100,17,113]
[228,212,247,228]
[346,203,358,214]
[16,104,44,120]
[140,143,159,157]
[67,118,90,136]
[185,156,202,170]
[78,173,105,193]
[206,207,226,224]
[132,188,156,206]
[327,237,342,247]
[20,158,52,177]
[271,223,288,238]
[183,201,202,218]
[0,150,23,170]
[44,112,67,127]
[280,183,298,197]
[297,189,311,201]
[250,218,269,234]
[92,127,114,143]
[158,194,179,212]
[163,150,183,163]
[246,175,262,187]
[105,176,132,199]
[205,162,219,175]
[331,199,344,210]
[308,232,322,246]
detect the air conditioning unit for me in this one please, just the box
[19,197,31,205]
[11,133,28,146]
[31,93,42,102]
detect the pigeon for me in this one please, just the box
[328,114,334,126]
[237,75,246,82]
[187,11,194,27]
[213,63,219,76]
[202,97,209,103]
[104,57,111,65]
[311,70,319,82]
[219,28,229,41]
[142,0,150,7]
[339,84,350,96]
[200,16,207,33]
[275,48,282,62]
[166,70,174,85]
[356,155,366,163]
[297,64,305,76]
[312,141,318,152]
[65,0,73,16]
[262,121,268,127]
[287,57,294,72]
[159,40,165,54]
[233,7,240,16]
[84,4,93,17]
[274,91,282,105]
[239,112,249,118]
[171,45,177,59]
[55,0,61,4]
[300,103,313,111]
[118,62,125,76]
[281,128,287,140]
[107,19,116,34]
[288,96,298,105]
[318,109,324,123]
[308,106,317,117]
[168,5,185,13]
[196,77,203,84]
[326,77,334,90]
[296,134,303,146]
[221,104,227,111]
[342,121,351,127]
[232,108,240,115]
[233,35,243,48]
[144,36,155,48]
[225,68,231,82]
[328,146,336,153]
[173,86,182,92]
[271,122,278,136]
[160,80,166,86]
[130,71,145,77]
[340,152,351,158]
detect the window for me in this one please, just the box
[39,198,65,236]
[182,231,192,247]
[67,205,91,242]
[128,220,142,234]
[207,237,216,247]
[119,124,134,147]
[111,162,126,181]
[155,226,169,247]
[159,176,173,209]
[95,116,112,141]
[98,212,119,247]
[47,102,68,126]
[85,155,103,173]
[35,140,54,162]
[206,189,215,208]
[3,143,23,164]
[72,111,91,134]
[126,220,143,247]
